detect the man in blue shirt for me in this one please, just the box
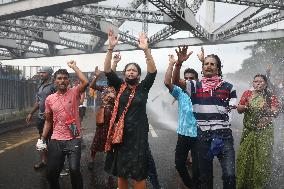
[164,54,198,189]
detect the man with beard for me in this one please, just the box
[26,66,55,169]
[172,46,237,189]
[36,61,88,189]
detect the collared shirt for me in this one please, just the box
[171,85,197,137]
[186,80,237,132]
[45,86,81,140]
[36,81,56,119]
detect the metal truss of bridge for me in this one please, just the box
[0,0,283,59]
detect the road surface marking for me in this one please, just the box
[149,124,158,138]
[0,136,38,155]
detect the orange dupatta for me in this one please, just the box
[105,82,137,151]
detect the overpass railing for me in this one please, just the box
[0,79,37,111]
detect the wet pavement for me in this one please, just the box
[0,108,179,189]
[0,107,284,189]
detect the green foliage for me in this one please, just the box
[228,39,284,82]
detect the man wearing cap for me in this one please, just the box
[26,66,56,169]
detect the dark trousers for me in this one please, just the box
[47,139,83,189]
[147,144,161,189]
[198,138,236,189]
[175,134,199,189]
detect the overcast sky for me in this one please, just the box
[2,0,283,76]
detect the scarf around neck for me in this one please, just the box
[201,75,223,93]
[105,82,137,151]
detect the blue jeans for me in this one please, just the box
[198,137,236,189]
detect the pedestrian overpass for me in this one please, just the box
[0,0,283,60]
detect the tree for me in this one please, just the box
[227,38,284,82]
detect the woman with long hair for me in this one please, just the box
[103,29,157,189]
[236,74,279,189]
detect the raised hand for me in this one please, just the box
[67,60,76,68]
[175,45,193,65]
[108,28,119,49]
[168,54,176,66]
[94,66,101,78]
[138,32,148,50]
[113,52,121,63]
[197,46,205,63]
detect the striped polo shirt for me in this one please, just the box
[186,80,237,131]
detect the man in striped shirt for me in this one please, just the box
[165,54,198,188]
[172,46,237,189]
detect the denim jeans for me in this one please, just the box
[47,139,83,189]
[175,134,199,189]
[198,137,236,189]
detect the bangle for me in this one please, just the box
[175,63,182,68]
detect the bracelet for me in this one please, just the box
[93,75,97,79]
[108,48,113,51]
[175,63,182,68]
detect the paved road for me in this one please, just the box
[0,108,179,189]
[0,107,283,189]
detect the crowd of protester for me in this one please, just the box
[27,28,283,189]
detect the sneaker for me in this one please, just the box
[60,168,69,176]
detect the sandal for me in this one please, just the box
[34,162,47,170]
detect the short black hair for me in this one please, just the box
[53,69,69,80]
[123,63,141,76]
[184,68,198,80]
[204,54,223,77]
